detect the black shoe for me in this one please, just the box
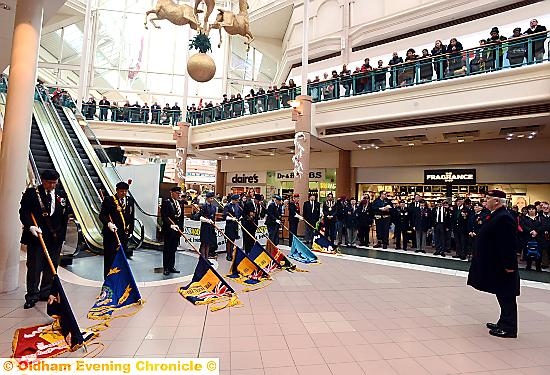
[452,255,461,259]
[440,252,446,257]
[163,270,170,276]
[374,243,382,248]
[434,251,440,256]
[489,328,517,338]
[460,256,467,260]
[382,245,388,249]
[169,269,180,274]
[486,322,499,330]
[23,301,36,309]
[395,247,401,250]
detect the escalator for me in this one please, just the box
[30,116,56,173]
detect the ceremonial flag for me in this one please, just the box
[248,242,281,274]
[227,246,271,291]
[13,275,96,362]
[88,245,143,320]
[289,236,318,263]
[179,256,241,311]
[266,240,304,272]
[312,232,339,254]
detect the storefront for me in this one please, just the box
[356,163,550,208]
[225,171,267,196]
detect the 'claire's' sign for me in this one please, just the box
[424,169,476,185]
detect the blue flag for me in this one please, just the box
[248,242,281,274]
[289,236,318,263]
[312,233,339,254]
[227,246,271,289]
[179,256,241,311]
[88,245,142,320]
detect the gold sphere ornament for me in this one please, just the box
[187,52,216,82]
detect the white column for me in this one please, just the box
[0,0,44,294]
[301,0,310,91]
[78,0,93,103]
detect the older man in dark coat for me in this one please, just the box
[467,190,519,338]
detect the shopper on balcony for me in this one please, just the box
[446,38,464,76]
[131,101,141,123]
[373,60,387,92]
[360,58,374,93]
[524,19,547,63]
[388,52,403,88]
[431,40,447,80]
[485,27,507,70]
[419,49,433,82]
[110,101,119,122]
[151,102,161,124]
[470,40,488,73]
[141,102,150,124]
[171,102,181,125]
[122,101,131,122]
[245,89,256,114]
[280,82,290,108]
[98,96,110,121]
[340,65,352,96]
[85,96,96,120]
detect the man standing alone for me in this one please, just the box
[467,190,519,338]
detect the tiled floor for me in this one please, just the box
[2,248,550,374]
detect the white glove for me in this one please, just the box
[276,219,281,224]
[108,222,117,232]
[29,226,42,237]
[170,224,179,232]
[295,214,303,220]
[229,216,238,222]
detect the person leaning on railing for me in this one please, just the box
[446,38,464,76]
[419,49,434,82]
[373,60,387,91]
[388,52,403,88]
[485,27,507,70]
[151,102,161,124]
[524,18,547,63]
[340,65,352,96]
[507,27,527,68]
[431,40,447,80]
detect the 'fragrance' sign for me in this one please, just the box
[424,169,476,185]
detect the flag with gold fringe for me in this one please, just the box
[88,244,143,320]
[312,230,340,255]
[289,236,319,263]
[13,275,97,362]
[227,246,271,291]
[266,240,307,272]
[179,255,241,311]
[248,242,281,274]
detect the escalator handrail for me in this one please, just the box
[28,150,41,186]
[37,88,101,215]
[62,94,161,219]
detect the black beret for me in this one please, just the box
[274,195,282,201]
[231,194,240,200]
[206,192,215,198]
[41,169,59,181]
[526,204,536,210]
[116,181,130,190]
[170,186,182,192]
[491,27,499,33]
[254,194,262,201]
[487,189,506,198]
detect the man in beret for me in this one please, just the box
[242,194,263,254]
[266,195,283,246]
[99,181,135,277]
[19,169,69,309]
[199,192,218,259]
[468,190,520,338]
[223,194,242,261]
[161,186,185,275]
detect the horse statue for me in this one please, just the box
[212,0,254,51]
[194,0,215,33]
[144,0,201,31]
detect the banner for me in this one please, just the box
[227,247,271,290]
[289,236,318,263]
[312,233,340,254]
[248,242,281,274]
[180,219,267,251]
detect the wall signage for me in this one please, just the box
[424,169,476,185]
[229,171,267,184]
[275,169,325,182]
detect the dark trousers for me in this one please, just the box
[304,224,315,244]
[99,108,108,121]
[103,233,129,278]
[394,228,408,249]
[375,217,391,246]
[434,223,447,253]
[325,219,336,243]
[496,294,518,334]
[242,221,256,254]
[267,224,280,246]
[25,239,62,302]
[163,230,180,271]
[455,231,467,257]
[357,224,370,246]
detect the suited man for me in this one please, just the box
[357,196,373,246]
[408,194,422,248]
[265,195,283,246]
[161,186,185,275]
[287,194,301,244]
[393,200,411,250]
[99,181,135,278]
[302,193,320,244]
[223,194,242,261]
[372,191,393,249]
[242,194,263,253]
[452,197,470,260]
[468,202,486,259]
[199,192,218,259]
[524,19,547,62]
[151,102,161,124]
[322,193,337,243]
[412,200,431,253]
[468,190,519,338]
[19,169,69,309]
[433,199,452,256]
[98,96,110,121]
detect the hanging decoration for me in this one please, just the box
[292,132,306,178]
[175,147,186,183]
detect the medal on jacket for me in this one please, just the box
[113,195,128,232]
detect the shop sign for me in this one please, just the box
[424,169,476,185]
[275,169,325,181]
[229,171,266,184]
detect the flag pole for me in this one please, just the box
[213,198,257,244]
[168,217,201,255]
[30,213,57,276]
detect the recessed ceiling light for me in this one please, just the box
[245,154,250,158]
[530,132,537,135]
[408,143,415,146]
[506,137,512,141]
[269,152,274,156]
[508,133,514,137]
[361,147,366,150]
[457,139,465,143]
[517,134,525,138]
[528,135,534,139]
[374,146,380,149]
[357,145,362,148]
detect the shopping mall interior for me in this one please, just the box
[1,0,550,373]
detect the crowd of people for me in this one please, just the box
[74,20,547,127]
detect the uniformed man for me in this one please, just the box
[19,169,69,309]
[468,202,486,258]
[288,193,301,244]
[99,181,135,278]
[199,192,218,259]
[433,199,452,256]
[302,193,320,245]
[242,194,262,253]
[161,186,185,275]
[452,197,470,260]
[322,193,336,243]
[393,200,411,250]
[223,194,242,261]
[266,195,283,246]
[372,191,393,249]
